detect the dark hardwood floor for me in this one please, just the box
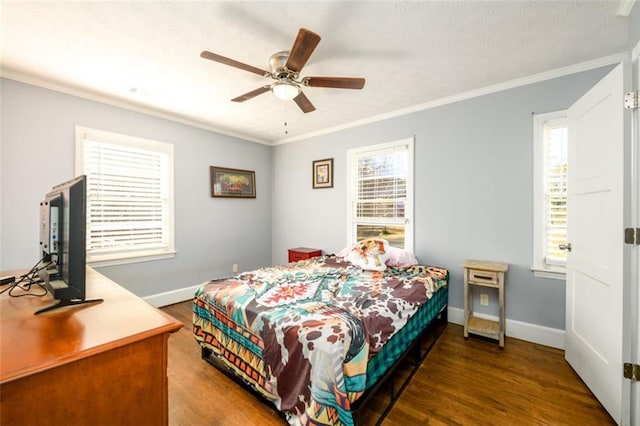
[162,300,614,426]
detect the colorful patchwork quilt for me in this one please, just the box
[193,255,448,426]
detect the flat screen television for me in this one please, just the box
[36,175,102,314]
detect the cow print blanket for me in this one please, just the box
[194,255,448,425]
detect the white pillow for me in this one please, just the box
[344,238,390,271]
[385,246,419,267]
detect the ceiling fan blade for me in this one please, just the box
[285,28,321,73]
[293,91,316,113]
[305,77,366,90]
[231,86,271,102]
[201,51,269,76]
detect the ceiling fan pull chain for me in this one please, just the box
[283,102,291,135]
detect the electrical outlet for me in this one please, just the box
[480,293,489,306]
[232,263,238,273]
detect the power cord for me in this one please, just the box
[0,255,53,298]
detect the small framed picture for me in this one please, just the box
[312,158,333,189]
[210,166,256,198]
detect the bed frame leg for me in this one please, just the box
[201,346,212,359]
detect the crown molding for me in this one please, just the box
[1,52,628,148]
[0,68,270,146]
[617,0,636,16]
[272,52,628,145]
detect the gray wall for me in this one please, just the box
[0,63,621,329]
[272,66,613,330]
[0,78,272,297]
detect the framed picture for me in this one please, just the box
[210,166,256,198]
[312,158,333,189]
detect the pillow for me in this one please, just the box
[385,246,419,268]
[344,238,390,271]
[336,244,351,258]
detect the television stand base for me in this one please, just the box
[34,298,104,315]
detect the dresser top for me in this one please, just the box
[461,259,509,272]
[288,247,321,253]
[1,267,182,383]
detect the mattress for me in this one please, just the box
[363,281,448,389]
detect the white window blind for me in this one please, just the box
[532,112,567,279]
[543,119,568,266]
[347,138,414,250]
[76,127,175,265]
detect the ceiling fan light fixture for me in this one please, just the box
[271,81,300,100]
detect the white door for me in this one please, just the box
[565,62,631,424]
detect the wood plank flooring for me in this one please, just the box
[161,301,614,425]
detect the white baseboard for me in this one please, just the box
[448,307,565,350]
[143,284,201,308]
[143,287,566,350]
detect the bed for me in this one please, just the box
[193,243,448,426]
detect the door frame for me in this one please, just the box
[631,39,640,426]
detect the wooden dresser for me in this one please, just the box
[0,267,183,425]
[288,247,322,262]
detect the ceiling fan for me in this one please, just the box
[200,28,365,113]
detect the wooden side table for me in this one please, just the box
[462,259,509,348]
[288,247,322,262]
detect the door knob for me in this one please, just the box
[559,243,572,252]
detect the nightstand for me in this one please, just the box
[288,247,322,263]
[462,259,509,348]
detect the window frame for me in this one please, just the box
[346,137,415,252]
[532,111,567,280]
[75,126,176,267]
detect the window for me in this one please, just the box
[346,138,414,250]
[532,112,568,279]
[75,126,175,265]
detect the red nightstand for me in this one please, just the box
[288,247,322,262]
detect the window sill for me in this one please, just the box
[88,251,176,268]
[531,267,566,281]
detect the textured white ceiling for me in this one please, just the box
[0,1,630,144]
